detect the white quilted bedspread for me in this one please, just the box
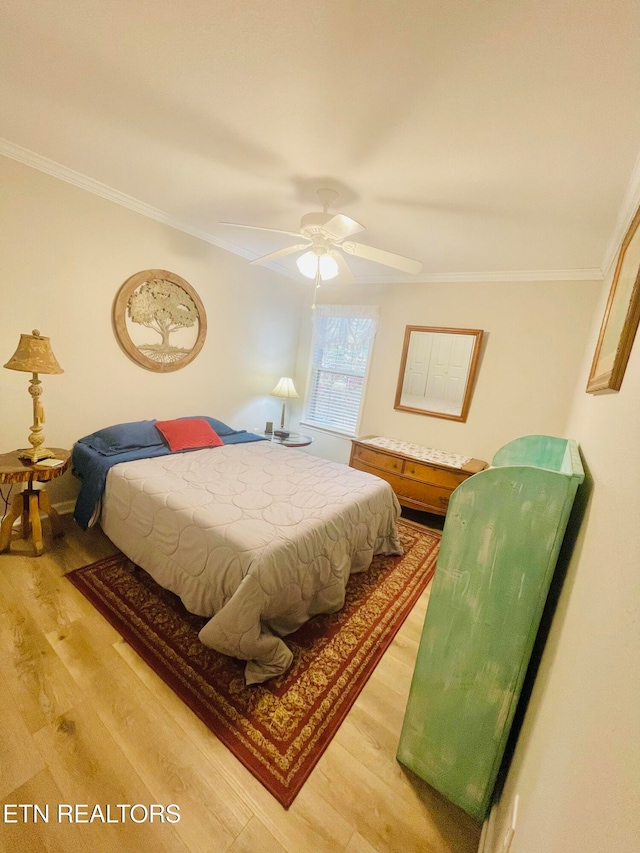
[100,441,402,683]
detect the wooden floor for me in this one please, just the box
[0,514,481,853]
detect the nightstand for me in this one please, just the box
[0,448,71,556]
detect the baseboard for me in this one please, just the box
[0,495,76,531]
[53,500,76,516]
[477,803,498,853]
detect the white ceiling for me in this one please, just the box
[2,0,640,283]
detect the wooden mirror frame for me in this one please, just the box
[113,269,207,372]
[394,326,484,422]
[587,203,640,393]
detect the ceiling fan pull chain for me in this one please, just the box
[311,267,322,310]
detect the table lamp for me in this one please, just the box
[4,329,64,462]
[271,377,299,429]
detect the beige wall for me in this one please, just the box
[0,156,306,506]
[294,278,602,465]
[488,270,640,852]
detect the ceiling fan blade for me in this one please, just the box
[220,222,304,239]
[249,243,310,265]
[341,241,423,274]
[333,251,356,284]
[321,214,366,241]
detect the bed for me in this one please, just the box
[72,417,403,683]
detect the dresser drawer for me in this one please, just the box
[403,460,467,488]
[351,460,452,513]
[352,445,403,474]
[388,473,453,512]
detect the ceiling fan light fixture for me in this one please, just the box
[296,250,319,279]
[319,252,339,280]
[296,249,339,281]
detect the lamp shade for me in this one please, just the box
[4,330,63,375]
[271,377,299,398]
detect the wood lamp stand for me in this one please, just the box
[18,372,55,462]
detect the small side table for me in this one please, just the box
[0,449,71,556]
[253,431,313,448]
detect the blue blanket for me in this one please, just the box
[72,417,265,530]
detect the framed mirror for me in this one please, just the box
[394,326,484,421]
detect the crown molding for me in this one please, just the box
[0,138,257,260]
[0,138,607,284]
[601,149,640,278]
[349,268,604,284]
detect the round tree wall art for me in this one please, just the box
[113,270,207,371]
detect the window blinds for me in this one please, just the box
[303,304,379,435]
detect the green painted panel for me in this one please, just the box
[397,436,584,821]
[491,434,582,476]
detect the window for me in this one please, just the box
[302,304,379,436]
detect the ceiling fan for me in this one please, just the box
[220,188,423,284]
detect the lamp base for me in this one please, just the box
[17,446,56,463]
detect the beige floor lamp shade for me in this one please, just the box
[4,329,64,462]
[271,377,299,429]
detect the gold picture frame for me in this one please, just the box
[587,204,640,392]
[113,269,207,372]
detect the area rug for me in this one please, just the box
[66,518,440,807]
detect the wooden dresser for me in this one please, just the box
[349,436,487,515]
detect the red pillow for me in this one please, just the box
[155,418,224,452]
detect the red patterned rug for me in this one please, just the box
[66,518,440,807]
